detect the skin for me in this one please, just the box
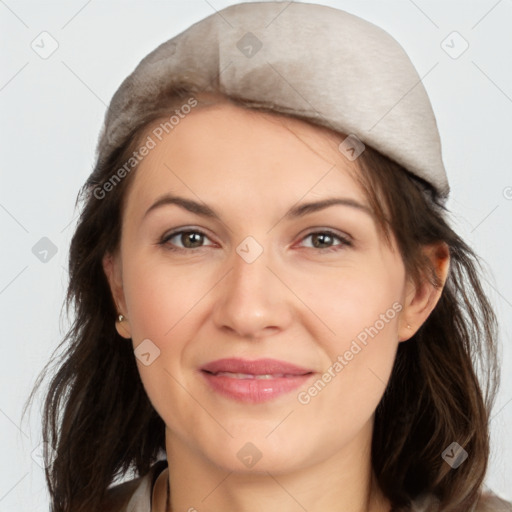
[103,100,450,512]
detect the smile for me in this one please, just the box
[200,369,315,403]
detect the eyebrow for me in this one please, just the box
[142,193,373,222]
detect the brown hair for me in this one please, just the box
[23,85,500,512]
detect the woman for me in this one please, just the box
[24,2,511,511]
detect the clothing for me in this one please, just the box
[93,1,450,202]
[102,460,167,512]
[105,460,512,512]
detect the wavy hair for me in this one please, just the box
[23,84,500,512]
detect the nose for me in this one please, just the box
[212,239,293,340]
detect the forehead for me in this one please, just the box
[122,102,367,221]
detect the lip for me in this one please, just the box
[201,357,313,375]
[200,358,315,404]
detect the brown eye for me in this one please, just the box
[179,231,205,248]
[300,230,352,252]
[311,232,335,249]
[159,229,214,252]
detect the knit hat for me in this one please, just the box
[95,1,449,200]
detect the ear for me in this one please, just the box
[102,251,132,339]
[398,242,450,342]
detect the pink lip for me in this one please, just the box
[200,358,315,404]
[201,357,313,376]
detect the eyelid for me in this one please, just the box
[158,226,353,253]
[294,228,353,250]
[159,227,216,250]
[298,227,353,243]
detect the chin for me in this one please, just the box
[201,435,313,475]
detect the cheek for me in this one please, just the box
[120,256,204,429]
[122,254,212,342]
[294,256,403,409]
[120,254,217,409]
[294,256,404,349]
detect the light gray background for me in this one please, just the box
[1,0,511,509]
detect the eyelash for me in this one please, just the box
[157,228,353,253]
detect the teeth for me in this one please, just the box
[214,372,290,379]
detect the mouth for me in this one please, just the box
[200,357,313,376]
[199,358,315,403]
[202,371,313,379]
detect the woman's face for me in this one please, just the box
[104,101,413,474]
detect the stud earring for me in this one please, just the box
[118,314,126,322]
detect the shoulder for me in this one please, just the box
[99,460,168,512]
[409,490,512,511]
[475,491,512,511]
[100,476,144,512]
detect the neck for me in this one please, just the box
[155,424,390,512]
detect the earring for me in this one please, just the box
[118,314,126,322]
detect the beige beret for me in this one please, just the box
[96,1,449,200]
